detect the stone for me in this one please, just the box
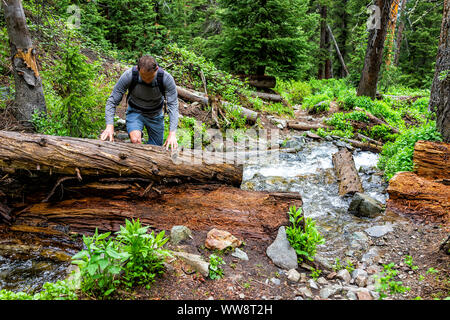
[365,224,394,238]
[361,247,381,264]
[319,286,340,299]
[314,255,333,270]
[172,251,210,277]
[231,248,249,261]
[355,275,368,287]
[351,268,368,279]
[270,277,281,285]
[170,225,192,245]
[266,226,298,270]
[336,269,351,284]
[308,279,319,290]
[317,277,328,285]
[346,291,357,300]
[298,286,313,299]
[348,193,384,218]
[287,269,301,282]
[356,289,373,300]
[205,228,242,251]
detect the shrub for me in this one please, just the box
[286,206,325,263]
[275,79,312,105]
[116,219,171,290]
[378,122,442,180]
[0,280,77,300]
[303,94,331,113]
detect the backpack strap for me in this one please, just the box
[126,65,139,104]
[156,67,168,113]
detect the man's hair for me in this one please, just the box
[137,55,158,72]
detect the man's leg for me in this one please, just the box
[126,106,144,144]
[144,114,165,146]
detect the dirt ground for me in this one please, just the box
[130,214,449,301]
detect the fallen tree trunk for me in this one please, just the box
[354,107,399,134]
[413,140,450,181]
[332,136,383,153]
[250,91,285,103]
[221,102,258,124]
[387,171,449,225]
[0,131,243,186]
[332,148,364,196]
[176,86,209,106]
[9,182,301,241]
[287,121,329,131]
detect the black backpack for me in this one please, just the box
[126,66,167,113]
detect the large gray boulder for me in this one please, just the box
[266,226,298,270]
[348,193,384,218]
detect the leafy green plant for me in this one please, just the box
[71,229,129,299]
[302,94,331,113]
[311,268,322,280]
[404,255,419,271]
[0,280,77,300]
[115,219,171,290]
[378,122,442,180]
[209,254,225,280]
[286,206,325,263]
[375,263,410,300]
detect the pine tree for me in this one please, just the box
[214,0,315,80]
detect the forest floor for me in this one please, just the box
[131,210,449,301]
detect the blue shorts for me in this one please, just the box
[126,105,165,146]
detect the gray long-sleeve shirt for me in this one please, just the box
[105,67,179,132]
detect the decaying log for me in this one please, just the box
[221,102,258,124]
[0,202,12,224]
[176,86,209,106]
[354,107,399,134]
[246,75,277,89]
[413,140,450,181]
[332,148,364,196]
[10,183,302,241]
[287,121,329,131]
[332,136,383,153]
[387,171,449,224]
[250,91,285,103]
[0,131,243,186]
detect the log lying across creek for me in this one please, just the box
[0,130,302,241]
[332,148,364,196]
[0,130,242,186]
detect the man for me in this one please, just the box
[100,55,178,150]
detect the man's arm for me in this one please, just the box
[163,72,179,150]
[101,68,132,141]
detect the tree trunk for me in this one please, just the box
[394,0,408,66]
[5,180,301,241]
[385,0,400,67]
[332,148,364,196]
[177,86,209,106]
[328,24,349,77]
[413,140,450,181]
[2,0,46,126]
[357,0,395,98]
[387,171,449,224]
[429,0,449,142]
[0,131,243,186]
[318,5,332,79]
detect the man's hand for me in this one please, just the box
[163,131,178,151]
[100,124,115,142]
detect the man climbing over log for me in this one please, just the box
[100,55,179,150]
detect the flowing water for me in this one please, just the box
[241,135,390,261]
[1,135,391,292]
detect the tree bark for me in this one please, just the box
[413,140,450,181]
[387,171,449,225]
[318,5,332,79]
[332,148,364,196]
[7,182,301,241]
[177,86,209,106]
[327,24,349,77]
[385,0,400,67]
[0,131,243,186]
[287,121,329,131]
[394,0,408,66]
[2,0,46,126]
[429,0,449,142]
[250,91,285,103]
[357,0,395,98]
